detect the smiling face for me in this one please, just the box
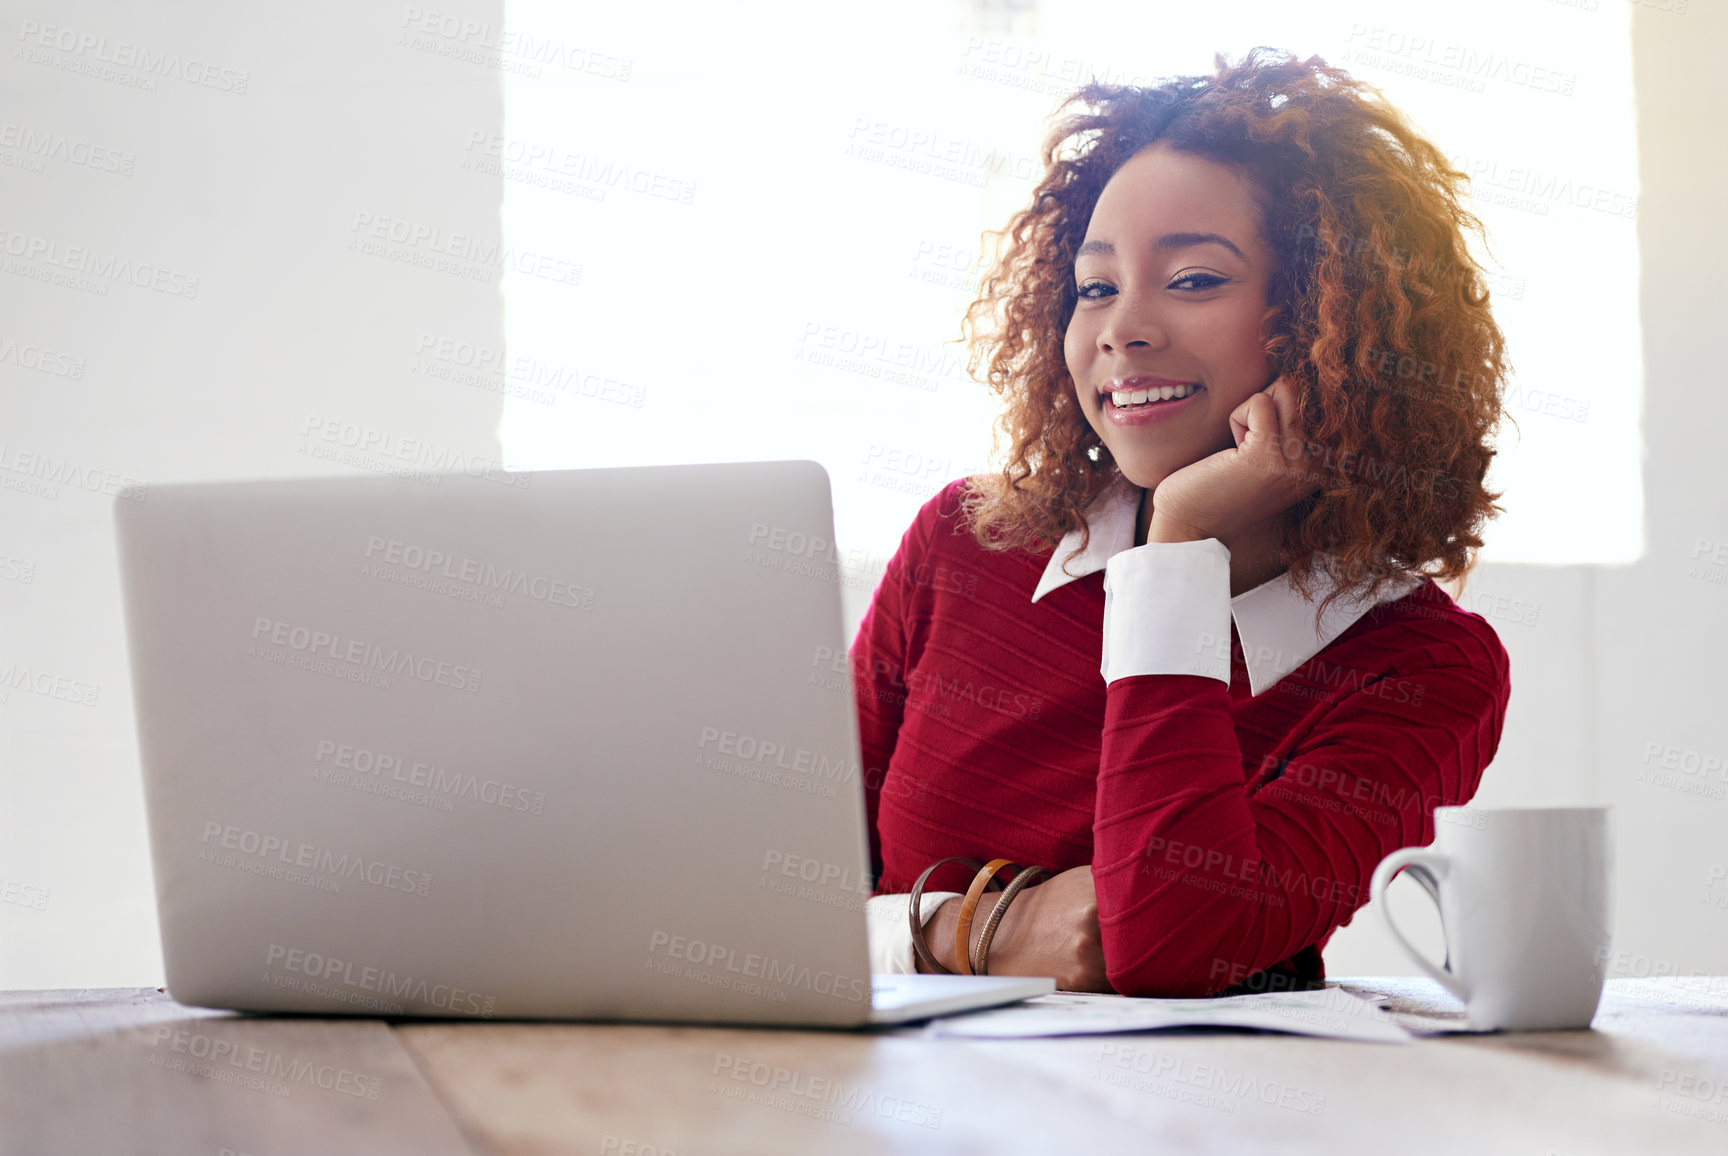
[1064,141,1282,493]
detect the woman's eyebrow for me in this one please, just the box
[1075,232,1247,261]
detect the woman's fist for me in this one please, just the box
[919,865,1113,992]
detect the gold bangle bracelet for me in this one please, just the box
[953,859,1017,976]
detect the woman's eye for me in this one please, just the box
[1075,280,1115,300]
[1169,272,1227,291]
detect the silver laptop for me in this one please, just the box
[113,459,1051,1026]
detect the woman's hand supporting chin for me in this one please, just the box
[1142,375,1324,547]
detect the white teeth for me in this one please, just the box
[1109,383,1197,407]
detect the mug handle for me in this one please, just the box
[1370,847,1469,1004]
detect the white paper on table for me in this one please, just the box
[922,983,1411,1044]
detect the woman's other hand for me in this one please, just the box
[918,865,1113,992]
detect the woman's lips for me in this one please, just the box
[1101,381,1205,426]
[1105,376,1202,404]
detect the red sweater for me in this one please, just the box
[851,477,1511,997]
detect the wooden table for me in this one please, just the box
[3,977,1726,1155]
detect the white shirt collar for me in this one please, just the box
[1030,472,1421,695]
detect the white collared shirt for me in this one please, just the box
[1034,471,1422,694]
[863,473,1421,974]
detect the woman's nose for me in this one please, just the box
[1096,295,1169,353]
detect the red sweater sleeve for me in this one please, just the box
[1092,643,1510,997]
[848,490,939,890]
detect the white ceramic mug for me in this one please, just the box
[1369,805,1613,1031]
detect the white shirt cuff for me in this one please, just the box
[1100,538,1232,686]
[865,891,962,974]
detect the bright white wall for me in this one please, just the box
[0,0,506,987]
[1586,0,1728,983]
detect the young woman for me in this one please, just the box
[854,48,1513,997]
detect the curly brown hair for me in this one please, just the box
[957,46,1511,623]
